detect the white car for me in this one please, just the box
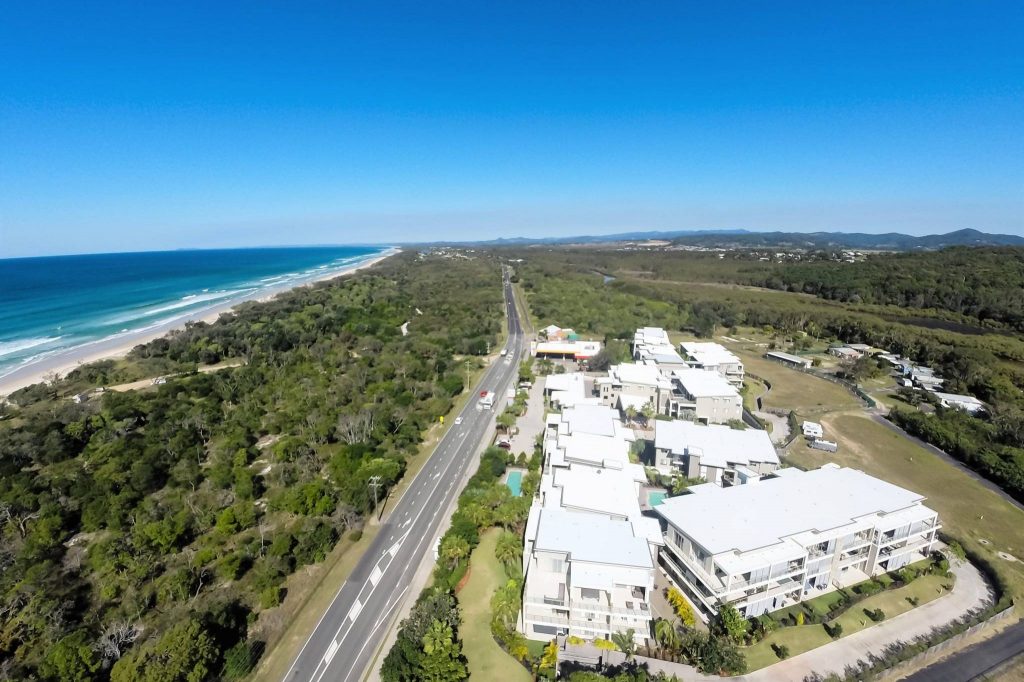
[454,416,463,425]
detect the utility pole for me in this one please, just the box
[368,475,383,520]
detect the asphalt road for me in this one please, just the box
[903,619,1024,681]
[284,266,525,682]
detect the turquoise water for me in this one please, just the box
[0,246,386,380]
[506,471,523,497]
[649,491,667,506]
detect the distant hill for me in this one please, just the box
[668,228,1024,250]
[422,228,1024,251]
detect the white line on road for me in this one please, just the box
[347,599,362,622]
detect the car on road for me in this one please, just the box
[454,416,463,425]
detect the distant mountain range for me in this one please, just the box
[424,228,1024,251]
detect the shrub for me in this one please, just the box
[349,529,363,542]
[773,643,790,659]
[825,622,843,639]
[794,610,805,626]
[866,608,886,622]
[259,586,283,609]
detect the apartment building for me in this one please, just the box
[521,402,661,645]
[666,369,742,424]
[654,420,779,483]
[679,341,745,387]
[656,464,941,619]
[632,327,688,371]
[521,509,655,643]
[596,363,673,414]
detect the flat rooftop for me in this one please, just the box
[656,464,930,556]
[534,508,652,569]
[655,420,777,468]
[671,368,739,398]
[680,341,742,367]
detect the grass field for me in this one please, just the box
[788,412,1024,603]
[744,573,950,671]
[460,529,532,682]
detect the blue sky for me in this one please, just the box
[1,1,1022,256]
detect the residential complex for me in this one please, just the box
[654,420,779,483]
[656,464,940,618]
[520,324,944,651]
[679,341,745,387]
[666,369,742,424]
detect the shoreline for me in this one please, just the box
[0,247,400,397]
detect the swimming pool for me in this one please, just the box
[648,491,667,507]
[506,470,523,497]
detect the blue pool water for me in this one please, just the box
[506,471,523,497]
[649,491,667,506]
[0,246,386,380]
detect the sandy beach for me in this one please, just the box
[0,247,400,398]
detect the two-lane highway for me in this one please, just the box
[285,266,526,682]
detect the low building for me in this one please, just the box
[534,339,602,361]
[679,342,745,387]
[848,343,872,353]
[666,369,742,424]
[828,346,862,360]
[656,464,941,618]
[521,508,655,644]
[766,351,812,369]
[654,420,779,484]
[933,392,985,414]
[802,421,823,438]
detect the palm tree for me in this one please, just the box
[611,629,637,661]
[439,535,470,570]
[654,618,679,656]
[624,405,638,425]
[495,531,522,572]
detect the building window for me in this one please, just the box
[580,587,601,601]
[548,558,564,572]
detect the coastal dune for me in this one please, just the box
[0,248,400,397]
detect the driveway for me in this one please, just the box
[506,373,545,459]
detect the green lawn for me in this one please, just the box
[744,573,951,671]
[788,412,1024,604]
[460,529,532,682]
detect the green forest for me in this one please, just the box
[754,247,1024,332]
[511,246,1024,502]
[0,251,503,681]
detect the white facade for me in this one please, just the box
[656,465,941,618]
[521,403,659,645]
[632,327,688,370]
[521,509,655,644]
[679,342,745,387]
[666,369,742,424]
[597,363,672,414]
[654,420,779,484]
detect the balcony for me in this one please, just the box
[880,536,932,558]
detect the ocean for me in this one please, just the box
[0,246,387,381]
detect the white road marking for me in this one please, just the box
[347,599,362,622]
[369,566,383,586]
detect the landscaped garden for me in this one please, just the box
[742,556,954,671]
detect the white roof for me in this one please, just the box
[533,508,652,569]
[609,363,672,389]
[543,324,563,334]
[766,351,810,364]
[656,464,931,556]
[553,465,641,519]
[671,369,739,399]
[560,404,622,438]
[655,420,778,468]
[933,392,984,408]
[680,342,741,367]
